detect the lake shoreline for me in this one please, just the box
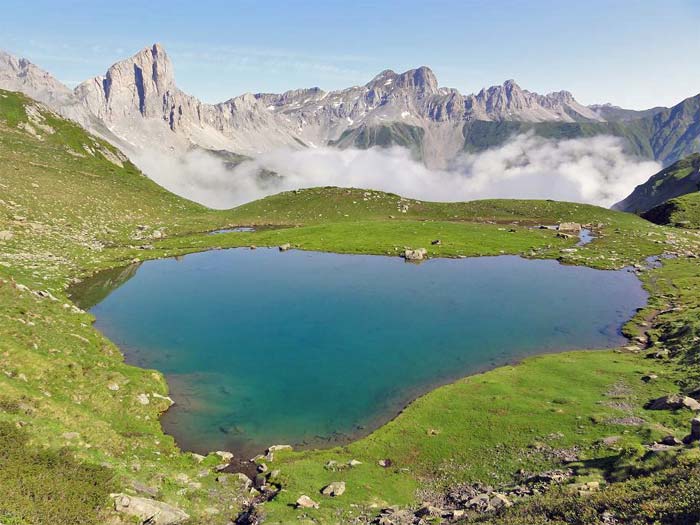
[73,246,647,461]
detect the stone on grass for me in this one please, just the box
[321,481,346,497]
[136,393,150,405]
[266,444,292,454]
[112,493,189,525]
[489,493,512,509]
[233,472,253,489]
[278,243,291,251]
[645,394,700,411]
[558,222,582,233]
[296,495,319,509]
[348,459,362,467]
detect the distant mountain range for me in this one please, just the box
[1,43,699,170]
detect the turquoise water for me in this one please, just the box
[85,249,646,456]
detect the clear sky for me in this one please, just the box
[1,0,698,109]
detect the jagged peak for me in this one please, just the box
[366,69,399,87]
[363,66,439,95]
[108,43,172,71]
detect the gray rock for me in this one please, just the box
[558,222,582,233]
[112,493,189,524]
[321,481,346,497]
[295,495,319,509]
[278,243,291,252]
[402,248,427,261]
[489,493,512,510]
[215,450,234,462]
[646,394,700,411]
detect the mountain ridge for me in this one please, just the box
[1,43,699,170]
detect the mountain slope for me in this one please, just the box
[0,49,123,146]
[613,153,700,213]
[642,191,700,228]
[645,94,700,165]
[588,103,666,122]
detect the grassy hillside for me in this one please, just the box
[615,153,700,214]
[2,89,700,524]
[643,191,700,229]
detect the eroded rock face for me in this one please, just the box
[112,493,189,525]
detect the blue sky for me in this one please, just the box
[1,0,698,109]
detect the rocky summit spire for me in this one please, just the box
[75,43,175,120]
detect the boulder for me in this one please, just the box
[296,495,319,509]
[0,231,13,241]
[321,481,346,497]
[136,393,150,405]
[402,248,427,261]
[659,435,683,446]
[489,493,512,510]
[278,243,291,251]
[687,417,700,443]
[233,472,252,489]
[645,394,700,411]
[558,222,582,233]
[431,239,441,245]
[215,451,234,462]
[266,444,292,454]
[112,494,189,525]
[414,503,442,518]
[348,459,362,467]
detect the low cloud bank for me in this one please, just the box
[133,133,660,209]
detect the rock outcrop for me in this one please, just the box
[112,493,189,525]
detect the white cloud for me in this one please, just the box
[132,133,660,210]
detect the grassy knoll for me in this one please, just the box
[1,88,700,524]
[643,191,700,229]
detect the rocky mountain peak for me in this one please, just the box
[394,66,438,94]
[75,43,176,120]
